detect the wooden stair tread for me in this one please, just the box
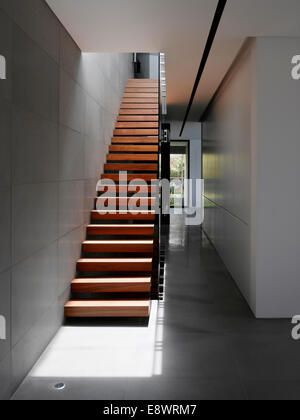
[82,240,154,253]
[71,277,151,294]
[87,224,154,235]
[120,102,159,107]
[91,210,155,220]
[119,109,158,115]
[72,277,151,284]
[126,82,158,88]
[101,174,157,181]
[115,122,159,128]
[117,115,159,122]
[104,163,158,171]
[95,197,156,209]
[111,137,158,144]
[109,145,158,152]
[113,129,159,136]
[64,299,150,317]
[123,93,158,98]
[126,84,158,88]
[65,300,149,307]
[82,241,154,254]
[97,184,157,193]
[125,88,159,93]
[77,258,153,272]
[77,258,152,262]
[122,98,158,103]
[107,154,158,161]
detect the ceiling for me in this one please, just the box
[46,0,300,122]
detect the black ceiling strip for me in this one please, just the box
[179,0,227,137]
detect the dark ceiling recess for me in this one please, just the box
[179,0,227,137]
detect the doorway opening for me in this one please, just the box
[170,141,190,208]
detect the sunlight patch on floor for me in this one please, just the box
[31,301,163,378]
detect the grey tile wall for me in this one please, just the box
[0,0,133,399]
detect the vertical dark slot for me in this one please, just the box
[179,0,227,136]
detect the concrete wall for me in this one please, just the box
[0,0,132,399]
[202,43,254,312]
[203,38,300,318]
[254,38,300,317]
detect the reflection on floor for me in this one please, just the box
[13,216,300,400]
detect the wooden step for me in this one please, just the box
[77,258,153,272]
[111,137,158,144]
[95,196,156,208]
[97,184,158,194]
[117,115,159,122]
[115,122,159,129]
[113,129,159,136]
[104,163,158,172]
[123,93,158,98]
[82,240,154,253]
[127,81,158,87]
[119,109,158,115]
[109,145,158,152]
[125,88,159,93]
[127,79,158,84]
[120,103,158,109]
[101,174,157,181]
[126,83,158,88]
[71,277,151,293]
[122,98,158,104]
[107,154,158,161]
[87,224,155,236]
[91,210,156,221]
[64,299,150,317]
[127,78,158,81]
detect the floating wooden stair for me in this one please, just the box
[97,185,157,194]
[120,103,158,109]
[71,278,151,294]
[87,224,155,236]
[64,78,159,318]
[107,154,158,161]
[111,137,158,144]
[113,129,159,136]
[94,197,156,209]
[101,174,157,181]
[109,145,158,152]
[65,300,150,318]
[104,163,158,172]
[91,210,155,221]
[117,116,159,122]
[77,258,153,272]
[82,240,154,254]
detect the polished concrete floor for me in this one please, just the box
[13,216,300,400]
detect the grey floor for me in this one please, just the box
[13,216,300,400]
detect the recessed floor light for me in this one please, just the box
[54,383,65,390]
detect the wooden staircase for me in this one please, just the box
[64,79,159,318]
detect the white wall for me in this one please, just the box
[203,38,300,318]
[149,53,159,79]
[254,38,300,317]
[202,43,254,311]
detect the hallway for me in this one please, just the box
[12,216,299,400]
